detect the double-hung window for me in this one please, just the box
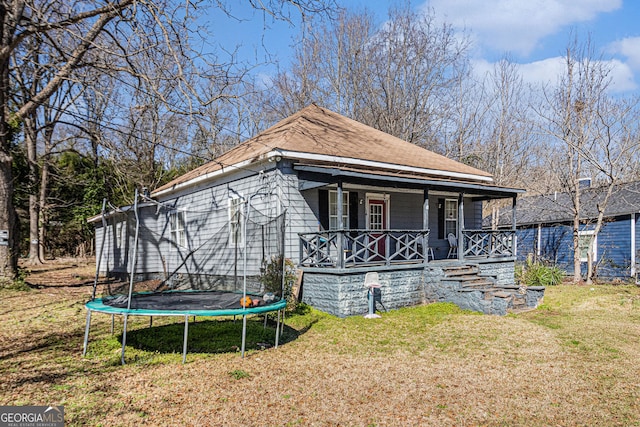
[170,210,186,248]
[115,221,125,249]
[229,196,244,246]
[578,230,597,262]
[444,199,458,237]
[329,190,349,230]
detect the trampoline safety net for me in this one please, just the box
[93,194,288,311]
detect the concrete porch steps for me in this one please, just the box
[439,263,542,315]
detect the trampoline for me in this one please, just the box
[83,188,291,364]
[89,290,287,315]
[83,290,287,363]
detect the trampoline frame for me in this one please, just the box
[82,296,287,363]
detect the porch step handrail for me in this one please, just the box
[462,229,516,257]
[299,229,430,268]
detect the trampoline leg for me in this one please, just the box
[121,314,128,365]
[275,310,281,349]
[82,310,92,357]
[281,310,286,337]
[263,315,267,330]
[149,316,153,328]
[110,314,114,335]
[241,314,247,358]
[182,315,189,364]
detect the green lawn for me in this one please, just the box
[2,261,640,426]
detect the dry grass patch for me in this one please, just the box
[2,260,640,426]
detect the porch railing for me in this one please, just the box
[462,229,516,258]
[299,230,429,268]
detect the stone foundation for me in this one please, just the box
[301,258,545,317]
[300,265,428,318]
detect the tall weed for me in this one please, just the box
[517,259,564,287]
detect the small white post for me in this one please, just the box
[182,315,189,364]
[82,310,92,357]
[121,314,128,365]
[364,285,381,319]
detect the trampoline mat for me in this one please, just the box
[103,290,274,311]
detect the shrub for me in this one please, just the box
[516,259,564,287]
[260,255,296,299]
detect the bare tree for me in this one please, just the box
[266,5,471,151]
[0,0,336,283]
[535,36,640,283]
[11,31,83,263]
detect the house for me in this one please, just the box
[93,104,545,316]
[490,180,640,280]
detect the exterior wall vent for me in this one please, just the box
[578,177,592,189]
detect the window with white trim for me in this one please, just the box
[578,230,597,262]
[170,210,186,248]
[115,221,125,249]
[229,196,244,246]
[444,199,458,237]
[329,190,349,230]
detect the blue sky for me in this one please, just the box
[207,0,640,94]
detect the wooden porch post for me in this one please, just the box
[337,180,344,268]
[458,193,464,260]
[423,188,429,261]
[512,196,517,258]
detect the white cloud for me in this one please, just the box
[608,37,640,70]
[605,59,637,92]
[425,0,622,55]
[472,57,636,93]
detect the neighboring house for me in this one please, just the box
[93,104,544,316]
[489,180,640,279]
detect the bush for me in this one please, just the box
[516,259,564,287]
[260,255,296,299]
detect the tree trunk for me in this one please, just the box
[38,159,50,262]
[572,211,582,283]
[0,151,16,283]
[26,114,42,265]
[586,244,594,285]
[0,12,17,282]
[572,170,582,283]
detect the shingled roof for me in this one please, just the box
[492,181,640,227]
[153,104,495,197]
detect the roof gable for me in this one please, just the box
[154,104,494,196]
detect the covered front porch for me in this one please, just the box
[295,164,522,269]
[290,164,542,317]
[299,228,517,268]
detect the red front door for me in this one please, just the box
[368,198,387,259]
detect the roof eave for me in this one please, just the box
[294,164,523,198]
[152,148,498,199]
[276,149,494,183]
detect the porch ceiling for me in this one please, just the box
[295,164,524,200]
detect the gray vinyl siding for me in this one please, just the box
[97,165,284,278]
[389,192,422,229]
[468,201,483,229]
[155,169,281,278]
[287,179,324,262]
[95,212,132,275]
